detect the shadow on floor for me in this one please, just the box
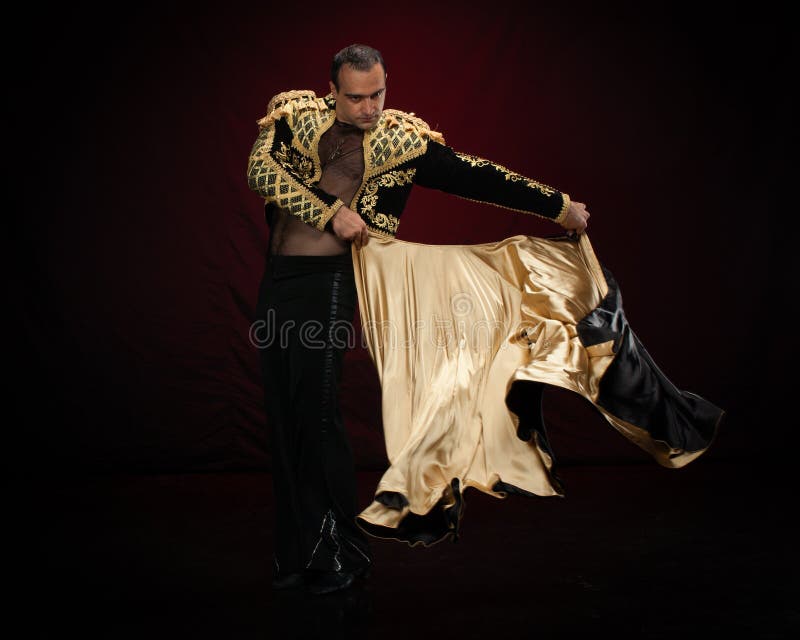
[12,461,798,639]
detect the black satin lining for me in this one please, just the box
[360,475,569,545]
[503,381,565,493]
[505,381,552,454]
[491,479,565,498]
[577,266,724,453]
[375,491,409,509]
[359,479,464,546]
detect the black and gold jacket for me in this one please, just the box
[247,89,570,238]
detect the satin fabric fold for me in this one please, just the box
[351,233,723,546]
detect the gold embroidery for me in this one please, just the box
[362,110,439,179]
[556,192,570,224]
[248,124,275,166]
[359,169,416,212]
[290,107,333,155]
[366,226,395,239]
[351,125,375,209]
[362,207,400,235]
[367,212,400,234]
[274,142,314,181]
[357,169,414,235]
[266,89,318,114]
[292,109,335,183]
[366,125,426,176]
[455,153,490,169]
[248,152,336,231]
[376,168,416,188]
[258,90,335,183]
[455,152,557,197]
[360,181,379,216]
[253,94,435,235]
[382,109,445,144]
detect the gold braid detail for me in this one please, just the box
[274,142,314,182]
[257,90,331,131]
[382,109,446,143]
[358,169,416,235]
[267,90,317,115]
[455,152,557,197]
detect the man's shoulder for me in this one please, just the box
[256,89,333,129]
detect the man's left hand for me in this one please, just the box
[560,201,590,235]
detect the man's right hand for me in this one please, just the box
[331,206,370,249]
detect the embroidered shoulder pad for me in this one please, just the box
[381,108,445,144]
[257,89,331,130]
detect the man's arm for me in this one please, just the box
[414,140,589,232]
[247,119,345,232]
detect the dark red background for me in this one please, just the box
[11,2,792,474]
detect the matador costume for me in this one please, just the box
[248,90,724,575]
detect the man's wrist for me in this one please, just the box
[319,199,344,232]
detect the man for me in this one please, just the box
[247,43,590,595]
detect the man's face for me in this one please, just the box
[329,63,386,130]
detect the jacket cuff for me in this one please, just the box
[317,199,345,232]
[555,192,570,225]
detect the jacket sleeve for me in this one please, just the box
[247,118,344,232]
[413,140,570,223]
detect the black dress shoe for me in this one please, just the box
[305,570,355,595]
[272,571,305,590]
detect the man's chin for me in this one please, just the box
[356,117,379,130]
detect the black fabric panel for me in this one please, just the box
[578,267,724,453]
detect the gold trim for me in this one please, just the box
[274,141,314,182]
[350,125,374,209]
[291,109,335,183]
[362,111,430,180]
[352,106,439,209]
[260,90,335,186]
[266,89,317,114]
[382,108,446,143]
[357,169,415,236]
[595,405,723,468]
[578,233,608,300]
[366,141,427,179]
[366,227,395,239]
[364,211,400,235]
[247,125,276,177]
[318,199,344,231]
[454,152,557,197]
[555,192,570,224]
[261,156,337,229]
[450,193,566,223]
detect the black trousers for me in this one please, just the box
[254,252,373,577]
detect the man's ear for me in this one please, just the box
[328,80,337,96]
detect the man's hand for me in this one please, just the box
[560,200,590,235]
[330,206,370,249]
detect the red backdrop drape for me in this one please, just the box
[10,1,791,473]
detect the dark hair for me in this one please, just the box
[330,44,386,89]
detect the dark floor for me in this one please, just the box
[14,461,798,639]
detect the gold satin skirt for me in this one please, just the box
[351,233,722,546]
